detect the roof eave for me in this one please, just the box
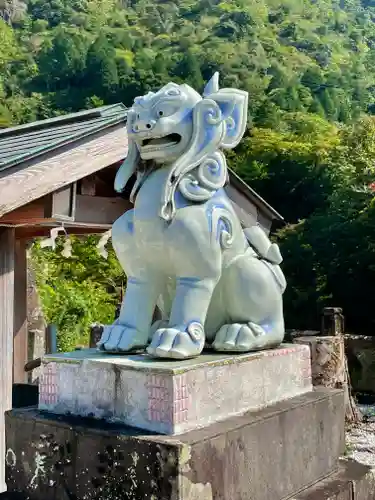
[0,103,127,139]
[0,115,127,172]
[228,168,284,222]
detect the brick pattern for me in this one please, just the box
[301,347,313,385]
[147,375,172,424]
[173,375,189,425]
[263,346,300,357]
[39,362,58,406]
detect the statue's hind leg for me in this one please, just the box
[212,254,285,353]
[212,320,284,352]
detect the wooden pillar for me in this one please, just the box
[13,239,28,384]
[45,324,57,354]
[0,229,15,492]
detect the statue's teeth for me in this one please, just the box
[149,137,176,146]
[142,137,178,152]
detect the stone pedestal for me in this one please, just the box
[5,345,375,500]
[6,388,344,500]
[38,344,312,435]
[294,459,375,500]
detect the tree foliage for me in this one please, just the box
[3,0,375,121]
[276,117,375,332]
[3,0,375,336]
[31,236,124,351]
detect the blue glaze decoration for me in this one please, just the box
[205,202,227,234]
[216,217,231,241]
[217,100,233,120]
[127,219,134,234]
[226,105,241,139]
[174,190,191,209]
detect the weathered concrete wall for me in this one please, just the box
[295,459,375,500]
[5,388,344,500]
[286,330,375,395]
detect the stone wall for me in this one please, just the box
[345,335,375,395]
[287,329,375,395]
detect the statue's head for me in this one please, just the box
[115,73,249,220]
[127,82,201,164]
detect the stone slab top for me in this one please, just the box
[42,343,308,375]
[14,388,341,444]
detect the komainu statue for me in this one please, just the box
[97,73,287,359]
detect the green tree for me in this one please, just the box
[301,67,325,93]
[173,49,203,89]
[276,117,375,332]
[0,18,18,69]
[37,28,88,90]
[229,115,340,221]
[6,0,375,340]
[85,33,119,98]
[319,89,338,120]
[32,235,124,351]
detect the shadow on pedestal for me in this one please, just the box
[12,384,38,409]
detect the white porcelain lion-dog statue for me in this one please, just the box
[97,73,287,359]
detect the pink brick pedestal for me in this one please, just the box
[39,344,312,435]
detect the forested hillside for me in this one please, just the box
[3,0,375,345]
[2,0,375,124]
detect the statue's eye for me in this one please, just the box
[158,110,164,117]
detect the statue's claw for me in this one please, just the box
[147,322,205,360]
[97,324,148,353]
[212,322,268,352]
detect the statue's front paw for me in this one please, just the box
[97,324,148,353]
[147,322,205,360]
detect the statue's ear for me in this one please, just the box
[114,113,140,193]
[203,73,248,148]
[203,72,220,97]
[208,88,248,149]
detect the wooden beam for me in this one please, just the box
[257,210,272,235]
[15,224,111,239]
[0,228,15,492]
[13,239,28,384]
[80,176,97,196]
[0,199,47,225]
[75,195,131,225]
[44,184,77,221]
[0,125,128,218]
[89,171,119,197]
[225,184,259,229]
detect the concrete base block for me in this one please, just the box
[38,344,312,435]
[6,388,344,500]
[294,459,375,500]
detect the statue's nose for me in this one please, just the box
[133,119,156,133]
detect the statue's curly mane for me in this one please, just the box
[159,84,248,221]
[114,73,248,221]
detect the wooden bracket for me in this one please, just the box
[44,183,77,221]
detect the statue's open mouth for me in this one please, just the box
[140,133,181,152]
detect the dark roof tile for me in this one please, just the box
[0,103,127,171]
